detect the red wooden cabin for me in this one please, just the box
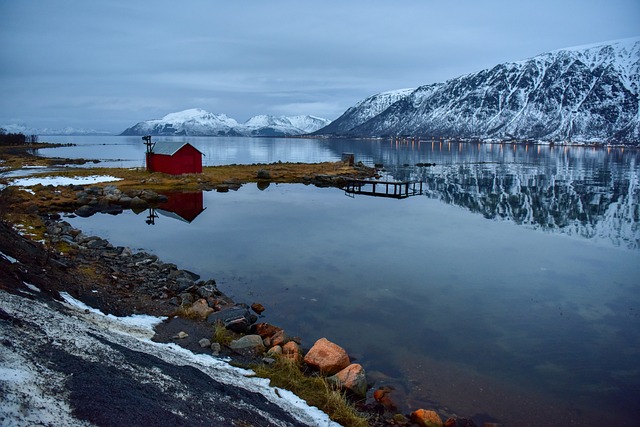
[146,141,203,175]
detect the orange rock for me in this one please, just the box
[373,389,386,401]
[282,341,302,362]
[411,409,443,427]
[251,303,265,314]
[270,329,287,346]
[327,363,367,397]
[444,418,456,427]
[372,387,396,411]
[253,322,282,338]
[303,337,350,375]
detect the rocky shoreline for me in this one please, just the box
[1,157,487,426]
[2,212,482,427]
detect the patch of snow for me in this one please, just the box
[0,350,95,427]
[60,291,165,339]
[23,282,41,293]
[1,289,340,427]
[0,250,18,264]
[10,175,122,187]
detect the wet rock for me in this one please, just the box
[75,205,95,217]
[252,323,282,339]
[197,282,220,299]
[327,363,367,397]
[373,387,397,411]
[411,409,443,427]
[170,269,200,282]
[207,305,255,333]
[117,195,132,207]
[129,196,148,210]
[444,418,478,427]
[176,277,194,292]
[86,238,110,249]
[251,303,265,314]
[270,329,289,347]
[303,337,350,375]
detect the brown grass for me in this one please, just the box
[253,357,369,427]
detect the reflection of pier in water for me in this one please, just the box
[145,191,206,225]
[344,179,422,199]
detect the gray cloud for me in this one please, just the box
[1,0,638,132]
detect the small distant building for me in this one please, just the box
[146,141,204,175]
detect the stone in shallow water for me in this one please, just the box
[411,409,443,427]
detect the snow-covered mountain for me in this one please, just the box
[1,124,112,136]
[120,109,241,136]
[242,115,330,136]
[120,109,330,137]
[315,37,640,145]
[315,88,414,135]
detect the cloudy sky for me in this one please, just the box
[1,1,638,133]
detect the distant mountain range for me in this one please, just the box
[120,109,331,137]
[0,124,112,136]
[315,37,640,145]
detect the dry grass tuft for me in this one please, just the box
[174,304,205,321]
[212,320,235,345]
[253,357,369,427]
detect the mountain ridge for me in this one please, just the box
[120,109,330,137]
[314,37,640,144]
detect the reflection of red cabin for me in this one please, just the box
[157,191,205,223]
[146,142,203,175]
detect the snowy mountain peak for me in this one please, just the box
[315,38,640,144]
[121,110,330,137]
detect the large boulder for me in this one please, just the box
[327,363,367,397]
[303,337,350,375]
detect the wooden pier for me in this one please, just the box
[343,179,422,199]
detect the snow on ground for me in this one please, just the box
[9,175,122,187]
[0,290,339,427]
[0,250,18,264]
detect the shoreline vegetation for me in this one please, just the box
[1,141,477,427]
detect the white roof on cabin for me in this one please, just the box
[151,141,204,156]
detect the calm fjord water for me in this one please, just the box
[46,136,639,425]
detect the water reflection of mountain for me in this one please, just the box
[416,163,638,249]
[321,140,639,249]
